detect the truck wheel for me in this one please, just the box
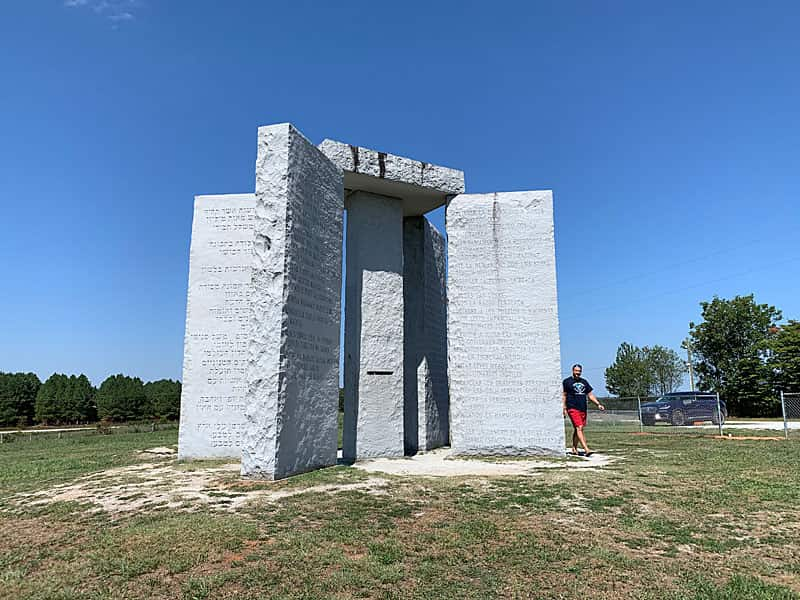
[671,410,686,426]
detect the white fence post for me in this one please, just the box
[781,391,788,441]
[715,392,723,437]
[637,396,643,432]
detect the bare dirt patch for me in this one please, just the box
[9,460,389,516]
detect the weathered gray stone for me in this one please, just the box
[318,139,465,216]
[178,194,255,460]
[343,192,405,461]
[447,191,564,455]
[403,217,449,453]
[240,123,343,480]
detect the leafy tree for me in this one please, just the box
[646,345,686,396]
[144,379,181,420]
[0,372,41,427]
[96,374,148,422]
[689,294,781,417]
[605,343,652,397]
[770,320,800,394]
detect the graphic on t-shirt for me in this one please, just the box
[573,382,586,394]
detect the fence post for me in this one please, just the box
[637,396,643,432]
[781,391,788,441]
[716,392,723,437]
[0,432,3,444]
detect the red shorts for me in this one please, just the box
[567,408,587,427]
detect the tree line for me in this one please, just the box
[0,373,181,427]
[605,294,800,417]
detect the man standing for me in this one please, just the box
[562,364,605,456]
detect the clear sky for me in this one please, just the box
[1,1,798,394]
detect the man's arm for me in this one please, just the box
[588,391,605,411]
[562,390,568,416]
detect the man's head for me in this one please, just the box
[572,364,583,378]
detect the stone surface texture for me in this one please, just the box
[343,192,405,461]
[403,217,449,453]
[318,139,464,195]
[447,191,564,455]
[240,123,343,480]
[178,194,255,459]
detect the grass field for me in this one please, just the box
[1,428,798,599]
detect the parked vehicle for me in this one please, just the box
[640,392,727,426]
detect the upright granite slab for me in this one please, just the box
[342,191,405,460]
[321,139,463,460]
[403,217,449,453]
[178,194,255,459]
[447,191,564,455]
[241,123,344,480]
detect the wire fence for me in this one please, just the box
[781,392,800,440]
[0,421,178,444]
[565,392,797,438]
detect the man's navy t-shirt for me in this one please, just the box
[563,377,593,412]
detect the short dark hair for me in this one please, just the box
[572,364,583,370]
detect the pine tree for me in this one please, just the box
[143,379,181,421]
[96,374,148,422]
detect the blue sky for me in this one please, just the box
[1,1,798,394]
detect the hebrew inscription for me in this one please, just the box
[178,194,255,459]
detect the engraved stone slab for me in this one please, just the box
[447,191,564,455]
[403,217,449,453]
[178,194,255,459]
[241,123,343,480]
[343,192,405,460]
[318,139,465,216]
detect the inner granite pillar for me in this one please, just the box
[342,191,405,461]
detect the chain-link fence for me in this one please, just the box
[781,392,800,440]
[565,393,728,436]
[566,391,800,439]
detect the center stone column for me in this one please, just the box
[343,192,405,460]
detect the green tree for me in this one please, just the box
[0,372,41,427]
[35,373,69,424]
[144,379,181,420]
[96,374,148,422]
[646,345,687,396]
[605,343,653,397]
[689,294,781,417]
[770,320,800,393]
[64,375,96,423]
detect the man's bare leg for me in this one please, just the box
[575,426,590,454]
[571,428,579,454]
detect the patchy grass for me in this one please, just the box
[0,429,798,598]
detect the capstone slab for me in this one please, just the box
[240,123,344,480]
[178,194,255,459]
[343,191,405,461]
[403,217,449,453]
[318,139,465,216]
[447,191,564,455]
